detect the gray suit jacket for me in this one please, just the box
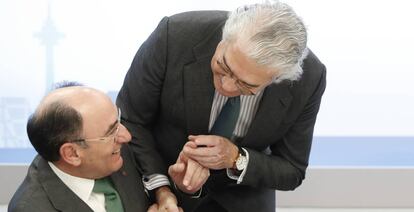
[117,11,326,212]
[8,145,150,212]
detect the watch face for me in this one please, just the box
[236,155,247,171]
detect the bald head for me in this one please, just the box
[38,86,111,115]
[28,85,114,162]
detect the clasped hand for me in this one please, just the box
[168,135,239,195]
[168,143,210,194]
[184,135,239,170]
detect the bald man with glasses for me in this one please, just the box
[8,82,183,212]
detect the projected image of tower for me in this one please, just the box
[34,2,64,93]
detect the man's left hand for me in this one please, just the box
[149,186,183,212]
[183,135,239,170]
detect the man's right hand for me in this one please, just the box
[168,146,210,194]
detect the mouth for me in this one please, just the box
[112,149,121,155]
[220,75,225,84]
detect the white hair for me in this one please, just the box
[222,1,308,83]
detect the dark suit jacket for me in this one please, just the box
[116,11,326,212]
[8,145,150,212]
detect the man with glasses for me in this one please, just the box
[8,82,183,212]
[117,2,326,212]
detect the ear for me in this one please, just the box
[59,143,82,167]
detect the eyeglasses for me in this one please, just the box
[217,59,258,95]
[71,108,121,144]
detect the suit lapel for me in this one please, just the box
[183,24,222,135]
[183,59,215,135]
[240,82,292,146]
[37,156,93,212]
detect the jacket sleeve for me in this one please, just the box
[241,61,327,191]
[116,16,170,176]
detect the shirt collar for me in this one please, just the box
[215,89,264,102]
[48,162,95,203]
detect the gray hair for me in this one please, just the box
[222,1,308,83]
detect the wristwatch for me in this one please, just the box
[234,147,248,171]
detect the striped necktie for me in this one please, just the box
[93,177,124,212]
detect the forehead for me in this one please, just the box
[75,94,118,137]
[220,42,276,83]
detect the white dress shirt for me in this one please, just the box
[48,162,107,212]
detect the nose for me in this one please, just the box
[221,75,239,93]
[115,124,131,144]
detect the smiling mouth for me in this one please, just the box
[220,75,224,82]
[112,149,121,155]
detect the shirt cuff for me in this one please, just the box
[226,147,249,184]
[142,174,171,190]
[173,182,203,199]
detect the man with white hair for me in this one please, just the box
[117,2,326,211]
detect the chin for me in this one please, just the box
[214,79,239,97]
[111,155,124,171]
[217,89,239,97]
[111,163,123,174]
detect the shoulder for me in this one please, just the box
[138,10,227,60]
[293,49,326,90]
[163,10,228,46]
[8,159,55,211]
[302,49,326,78]
[282,49,327,105]
[168,10,229,27]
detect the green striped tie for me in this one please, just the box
[93,177,124,212]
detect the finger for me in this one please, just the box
[183,159,199,188]
[189,135,220,147]
[188,155,218,164]
[165,205,180,212]
[198,160,223,170]
[185,152,223,170]
[147,203,158,212]
[184,145,217,157]
[191,155,225,170]
[199,135,228,147]
[177,151,188,163]
[188,162,204,189]
[188,135,200,141]
[168,163,185,177]
[194,168,210,187]
[184,141,198,149]
[187,166,209,193]
[184,151,215,161]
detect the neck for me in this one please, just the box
[52,160,95,179]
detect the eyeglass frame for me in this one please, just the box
[216,59,256,95]
[216,55,274,96]
[70,108,121,144]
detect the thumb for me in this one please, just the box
[185,141,198,149]
[166,204,180,212]
[147,203,158,212]
[168,163,186,176]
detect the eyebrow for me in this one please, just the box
[104,119,118,136]
[222,55,260,88]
